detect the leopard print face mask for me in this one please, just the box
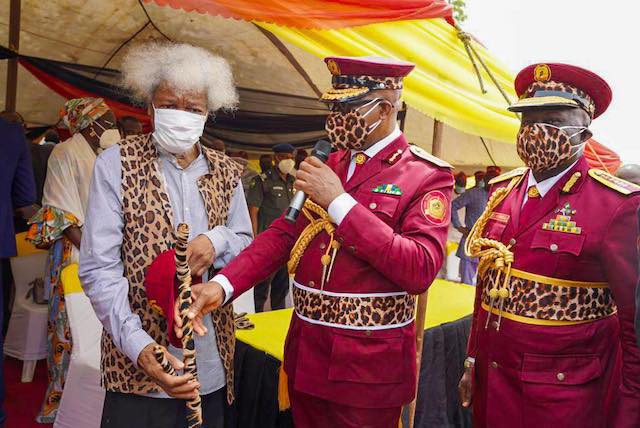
[325,99,383,150]
[516,123,588,174]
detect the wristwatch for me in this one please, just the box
[464,357,475,369]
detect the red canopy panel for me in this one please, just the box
[147,0,454,29]
[19,60,151,133]
[585,138,621,174]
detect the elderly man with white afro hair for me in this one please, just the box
[79,41,253,428]
[122,42,238,112]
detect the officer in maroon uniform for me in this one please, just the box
[458,63,640,427]
[177,56,454,427]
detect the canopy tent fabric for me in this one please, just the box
[585,138,621,173]
[257,19,520,144]
[147,0,520,143]
[0,0,524,167]
[148,0,455,29]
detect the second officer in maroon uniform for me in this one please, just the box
[176,56,454,427]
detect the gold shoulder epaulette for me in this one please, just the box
[409,145,452,168]
[588,168,640,195]
[488,167,528,185]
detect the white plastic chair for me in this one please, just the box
[4,249,48,382]
[54,263,104,428]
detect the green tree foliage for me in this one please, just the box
[449,0,468,23]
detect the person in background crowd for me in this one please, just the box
[485,165,502,176]
[246,143,295,311]
[42,129,60,145]
[27,98,121,423]
[259,153,272,173]
[0,116,37,428]
[458,63,640,427]
[0,111,38,233]
[617,163,640,186]
[454,171,467,195]
[451,171,495,285]
[201,135,226,153]
[230,150,259,198]
[0,110,25,127]
[182,56,454,428]
[79,42,252,428]
[30,130,58,205]
[294,148,308,170]
[117,115,143,137]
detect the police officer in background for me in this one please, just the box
[247,143,296,311]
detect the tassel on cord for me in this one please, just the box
[287,199,341,292]
[465,178,519,329]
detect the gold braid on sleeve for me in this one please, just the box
[287,199,341,291]
[464,177,520,330]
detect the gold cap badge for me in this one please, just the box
[327,59,341,76]
[534,64,551,82]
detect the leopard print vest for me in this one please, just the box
[100,134,242,403]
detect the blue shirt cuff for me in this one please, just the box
[122,329,155,367]
[203,228,229,263]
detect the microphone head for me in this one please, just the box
[311,139,332,163]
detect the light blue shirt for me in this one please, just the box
[79,143,253,397]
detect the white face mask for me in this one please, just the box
[99,129,121,149]
[93,120,121,150]
[152,106,207,154]
[278,158,295,175]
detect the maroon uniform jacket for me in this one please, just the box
[220,133,453,408]
[468,157,640,427]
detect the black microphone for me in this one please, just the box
[285,139,332,223]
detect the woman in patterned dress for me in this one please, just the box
[27,98,120,423]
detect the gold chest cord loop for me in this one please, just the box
[288,199,341,292]
[465,177,520,330]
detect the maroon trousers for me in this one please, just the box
[289,383,401,428]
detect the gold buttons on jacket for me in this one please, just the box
[369,202,378,210]
[491,321,499,329]
[490,361,498,369]
[509,238,516,246]
[365,330,372,337]
[556,372,565,381]
[550,243,558,252]
[308,281,315,288]
[319,243,326,250]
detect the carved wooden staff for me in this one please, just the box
[153,345,176,376]
[175,223,202,428]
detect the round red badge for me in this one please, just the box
[422,190,449,225]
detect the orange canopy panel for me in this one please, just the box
[146,0,453,29]
[585,138,621,173]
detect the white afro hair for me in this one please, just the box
[121,41,238,112]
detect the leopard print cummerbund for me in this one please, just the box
[480,268,617,325]
[292,281,416,329]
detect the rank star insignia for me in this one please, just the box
[355,153,367,165]
[422,190,448,225]
[372,184,402,196]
